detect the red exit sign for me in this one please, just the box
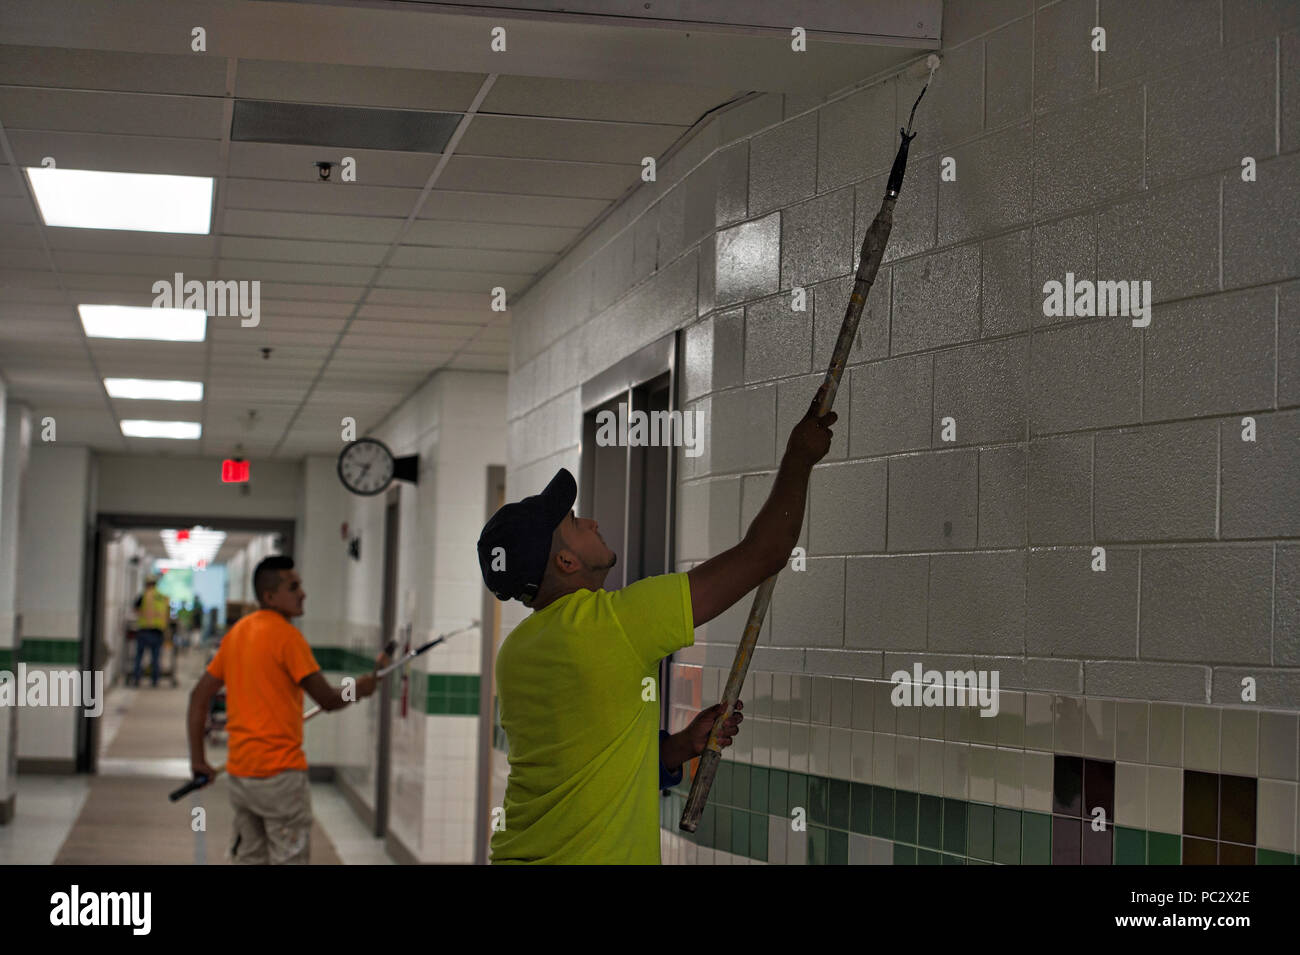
[222,459,250,483]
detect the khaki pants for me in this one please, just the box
[227,770,312,865]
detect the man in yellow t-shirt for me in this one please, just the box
[478,388,837,863]
[185,555,387,864]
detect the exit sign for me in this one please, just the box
[222,459,250,483]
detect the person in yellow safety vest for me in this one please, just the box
[132,575,172,687]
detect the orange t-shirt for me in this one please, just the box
[206,609,321,778]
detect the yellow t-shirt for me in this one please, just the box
[491,572,695,864]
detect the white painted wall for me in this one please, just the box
[96,455,303,521]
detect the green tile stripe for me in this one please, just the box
[423,673,480,716]
[311,647,376,672]
[660,758,1300,865]
[0,648,13,670]
[0,639,81,666]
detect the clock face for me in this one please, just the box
[337,438,396,496]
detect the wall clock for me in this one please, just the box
[336,437,418,496]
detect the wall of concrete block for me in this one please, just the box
[499,0,1299,863]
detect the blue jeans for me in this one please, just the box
[133,629,163,686]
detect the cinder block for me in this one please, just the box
[979,444,1027,547]
[887,449,979,552]
[1028,321,1141,434]
[928,551,1026,654]
[1144,38,1274,184]
[985,17,1033,127]
[855,153,938,266]
[676,477,741,562]
[748,113,817,217]
[1281,284,1300,407]
[1141,546,1273,665]
[849,353,932,456]
[1144,288,1275,421]
[937,123,1033,246]
[943,0,1032,45]
[771,557,845,648]
[709,383,777,474]
[1285,31,1300,152]
[740,470,807,552]
[1211,669,1300,708]
[1031,212,1096,328]
[744,293,812,384]
[981,228,1032,337]
[656,181,690,266]
[714,308,745,391]
[1099,0,1220,89]
[816,82,896,191]
[778,372,846,463]
[1096,177,1219,305]
[1027,434,1092,544]
[590,230,636,315]
[1034,0,1096,112]
[1220,410,1300,538]
[632,202,659,282]
[780,188,854,289]
[932,337,1029,445]
[1027,547,1139,658]
[1224,152,1300,289]
[1024,658,1083,693]
[891,244,981,354]
[1278,546,1300,667]
[696,228,716,318]
[845,555,929,651]
[809,460,887,555]
[713,213,781,308]
[1084,661,1209,704]
[717,93,784,148]
[682,161,719,255]
[1222,0,1300,48]
[896,41,983,154]
[1033,86,1143,219]
[1094,421,1217,542]
[713,142,749,228]
[812,272,889,371]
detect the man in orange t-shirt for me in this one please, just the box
[186,555,387,864]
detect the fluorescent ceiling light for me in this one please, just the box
[79,305,206,342]
[105,378,203,401]
[121,420,202,440]
[160,527,226,567]
[26,167,213,234]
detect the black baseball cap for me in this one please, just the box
[477,468,577,602]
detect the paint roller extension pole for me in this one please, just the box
[678,64,935,833]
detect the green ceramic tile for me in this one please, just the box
[828,778,851,830]
[715,807,732,854]
[788,772,808,817]
[750,813,768,861]
[428,674,447,692]
[893,843,916,865]
[808,825,828,865]
[731,808,750,857]
[828,829,848,864]
[994,808,1021,865]
[968,803,995,861]
[917,848,942,865]
[918,794,943,850]
[715,761,733,806]
[697,804,716,849]
[1148,830,1180,865]
[1022,811,1052,865]
[894,790,918,844]
[808,775,829,826]
[733,764,751,809]
[1114,826,1146,865]
[871,786,894,840]
[943,798,967,856]
[1257,848,1294,865]
[943,853,966,864]
[769,769,789,816]
[850,783,873,835]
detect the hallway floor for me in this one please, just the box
[0,646,392,864]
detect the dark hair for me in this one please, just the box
[253,555,294,604]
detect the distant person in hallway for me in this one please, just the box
[130,575,171,687]
[185,555,388,865]
[478,386,837,864]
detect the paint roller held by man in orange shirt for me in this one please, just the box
[185,556,389,864]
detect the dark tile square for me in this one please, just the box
[788,772,807,816]
[732,764,751,809]
[995,808,1022,865]
[968,803,995,861]
[750,813,768,862]
[1182,836,1217,865]
[918,794,943,850]
[750,766,769,815]
[1114,826,1146,865]
[1219,774,1256,846]
[697,803,716,849]
[1081,820,1112,865]
[769,769,789,816]
[893,842,916,865]
[894,790,918,844]
[828,778,851,830]
[917,848,943,864]
[943,798,968,856]
[1083,758,1115,819]
[1052,815,1081,865]
[872,786,895,840]
[808,824,827,865]
[1183,770,1218,840]
[942,853,965,864]
[715,761,733,806]
[731,808,750,857]
[1022,811,1052,865]
[715,806,732,853]
[807,774,829,825]
[1148,831,1180,864]
[1219,840,1254,866]
[850,783,873,835]
[828,828,849,864]
[1053,755,1084,816]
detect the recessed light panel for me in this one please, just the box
[79,305,206,342]
[26,167,213,234]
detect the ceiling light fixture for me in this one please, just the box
[25,167,213,234]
